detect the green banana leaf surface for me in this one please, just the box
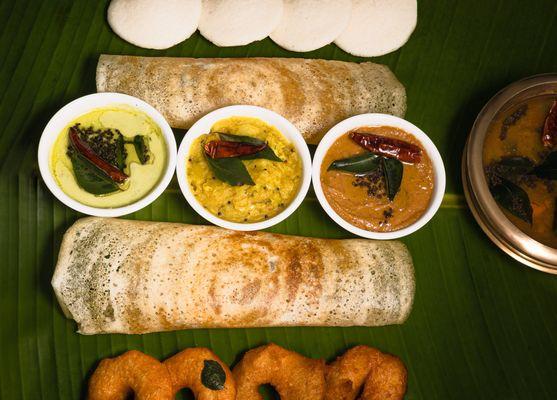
[1,0,557,399]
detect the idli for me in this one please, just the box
[335,0,417,57]
[107,0,202,50]
[199,0,283,47]
[270,0,352,52]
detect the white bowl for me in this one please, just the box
[37,93,177,217]
[176,105,312,231]
[312,113,446,240]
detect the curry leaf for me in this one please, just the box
[382,157,404,201]
[328,153,403,200]
[496,156,535,177]
[217,132,265,146]
[115,133,126,170]
[133,135,150,164]
[240,146,283,162]
[217,132,282,162]
[328,152,381,175]
[532,151,557,180]
[201,360,226,391]
[69,152,120,195]
[204,152,254,186]
[489,176,532,224]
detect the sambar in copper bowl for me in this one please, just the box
[463,74,557,273]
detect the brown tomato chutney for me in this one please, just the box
[320,126,434,232]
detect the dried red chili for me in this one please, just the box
[204,140,267,159]
[69,127,128,184]
[350,131,422,163]
[542,101,557,148]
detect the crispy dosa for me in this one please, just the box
[51,218,415,334]
[96,55,406,144]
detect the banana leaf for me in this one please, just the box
[1,0,557,399]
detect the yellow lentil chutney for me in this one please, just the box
[187,116,302,223]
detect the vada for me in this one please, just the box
[163,347,236,399]
[88,350,173,400]
[233,343,326,400]
[325,345,407,400]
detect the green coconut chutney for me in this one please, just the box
[50,106,166,208]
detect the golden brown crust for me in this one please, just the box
[96,55,406,145]
[325,346,407,400]
[87,350,173,400]
[163,348,236,399]
[233,343,326,400]
[361,354,407,400]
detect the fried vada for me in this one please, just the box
[163,347,236,399]
[88,350,174,400]
[233,343,326,400]
[325,345,407,400]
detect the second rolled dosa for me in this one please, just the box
[96,55,406,144]
[52,218,415,334]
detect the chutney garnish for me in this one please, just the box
[350,131,421,163]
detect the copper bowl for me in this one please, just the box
[462,74,557,274]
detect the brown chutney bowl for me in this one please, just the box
[462,73,557,274]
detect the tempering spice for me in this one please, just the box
[499,104,528,140]
[67,124,127,170]
[352,168,386,198]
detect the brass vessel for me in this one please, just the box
[462,74,557,274]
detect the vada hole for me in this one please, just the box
[175,387,195,400]
[355,384,366,398]
[258,384,280,399]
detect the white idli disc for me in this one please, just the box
[199,0,283,47]
[335,0,417,57]
[107,0,202,50]
[270,0,352,52]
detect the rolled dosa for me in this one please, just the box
[96,55,406,145]
[52,218,415,334]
